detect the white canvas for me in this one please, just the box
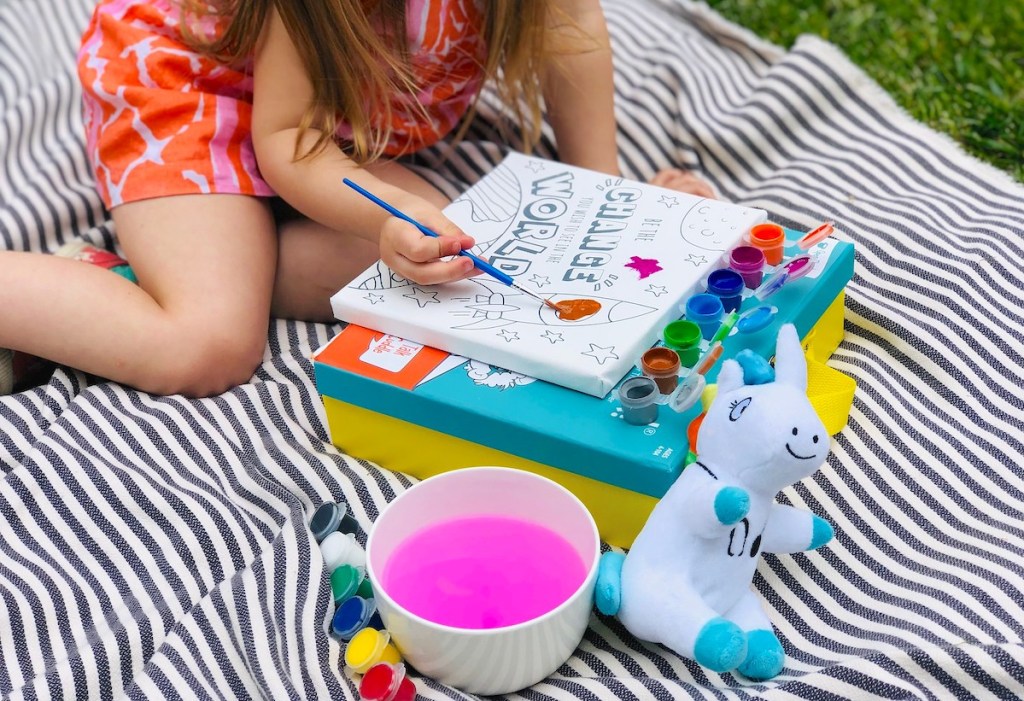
[330,153,766,397]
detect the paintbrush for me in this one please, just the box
[343,178,562,313]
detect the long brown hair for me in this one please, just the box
[181,0,571,163]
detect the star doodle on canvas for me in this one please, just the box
[582,344,619,365]
[363,293,385,305]
[498,329,520,343]
[645,284,668,298]
[658,194,680,208]
[403,287,441,307]
[529,274,551,288]
[525,160,545,173]
[685,253,709,266]
[541,330,564,344]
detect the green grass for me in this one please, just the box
[704,0,1024,181]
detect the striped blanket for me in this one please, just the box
[3,0,1024,698]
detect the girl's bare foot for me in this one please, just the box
[649,168,716,198]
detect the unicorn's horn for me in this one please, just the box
[773,324,807,391]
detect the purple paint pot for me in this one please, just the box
[728,245,766,289]
[706,269,745,314]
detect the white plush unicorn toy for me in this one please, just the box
[596,324,833,680]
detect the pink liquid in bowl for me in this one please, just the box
[381,516,588,629]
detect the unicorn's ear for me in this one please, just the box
[773,324,807,391]
[716,358,745,395]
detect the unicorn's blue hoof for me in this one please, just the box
[694,618,747,672]
[738,629,785,680]
[808,516,834,550]
[595,551,625,616]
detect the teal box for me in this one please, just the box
[315,231,854,499]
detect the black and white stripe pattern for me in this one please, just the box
[3,0,1024,698]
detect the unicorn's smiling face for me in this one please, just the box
[696,325,829,492]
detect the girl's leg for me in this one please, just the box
[271,218,380,322]
[0,194,277,397]
[271,161,450,322]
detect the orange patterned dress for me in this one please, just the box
[78,0,486,208]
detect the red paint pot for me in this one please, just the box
[359,662,416,701]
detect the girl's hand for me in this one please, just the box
[378,197,479,285]
[650,168,717,199]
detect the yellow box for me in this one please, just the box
[324,396,657,548]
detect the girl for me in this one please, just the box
[0,0,714,398]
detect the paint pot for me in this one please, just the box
[754,255,815,301]
[737,305,778,334]
[617,376,660,426]
[345,627,402,674]
[701,383,718,412]
[668,372,706,413]
[706,269,745,314]
[310,501,360,543]
[640,347,681,395]
[711,311,739,343]
[685,293,724,341]
[662,320,702,368]
[728,245,766,289]
[356,577,374,600]
[359,662,417,701]
[687,413,705,453]
[320,531,366,573]
[331,564,364,607]
[748,223,786,265]
[331,595,383,640]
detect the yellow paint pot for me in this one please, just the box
[344,627,401,674]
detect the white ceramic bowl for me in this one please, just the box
[365,467,600,695]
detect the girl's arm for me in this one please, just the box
[251,8,475,284]
[542,1,717,198]
[543,0,620,176]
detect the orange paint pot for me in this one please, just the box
[640,347,681,395]
[749,223,786,265]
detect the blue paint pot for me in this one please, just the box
[685,293,725,340]
[737,306,778,334]
[706,269,745,313]
[332,595,380,640]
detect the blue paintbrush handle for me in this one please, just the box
[342,178,515,286]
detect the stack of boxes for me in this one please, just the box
[314,229,856,548]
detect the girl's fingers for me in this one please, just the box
[389,255,476,285]
[649,170,674,187]
[650,169,716,199]
[388,222,475,263]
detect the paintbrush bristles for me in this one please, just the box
[513,283,562,312]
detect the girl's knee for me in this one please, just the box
[151,327,266,397]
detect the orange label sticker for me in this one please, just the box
[315,325,449,390]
